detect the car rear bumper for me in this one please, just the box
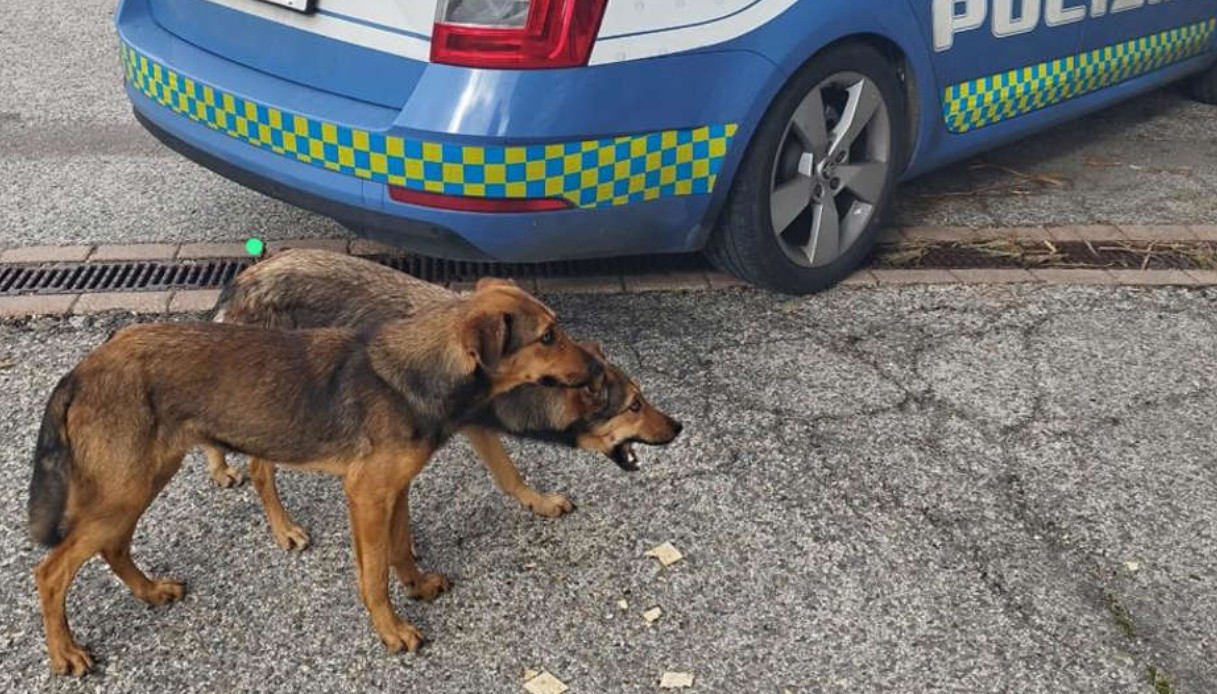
[132,107,491,261]
[117,0,781,262]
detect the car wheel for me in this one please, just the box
[707,43,908,294]
[1187,62,1217,105]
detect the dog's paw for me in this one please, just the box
[377,621,424,653]
[138,578,186,606]
[525,492,575,519]
[272,523,310,552]
[209,465,244,489]
[48,639,93,677]
[406,572,451,602]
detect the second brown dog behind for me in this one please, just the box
[208,249,682,550]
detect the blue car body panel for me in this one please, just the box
[149,0,427,109]
[1083,0,1215,53]
[116,0,1217,261]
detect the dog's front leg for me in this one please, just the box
[344,452,426,653]
[462,426,574,518]
[390,487,450,600]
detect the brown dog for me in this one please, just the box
[205,249,682,550]
[27,281,596,675]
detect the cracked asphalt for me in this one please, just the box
[2,285,1216,692]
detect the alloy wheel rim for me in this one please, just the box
[768,71,892,268]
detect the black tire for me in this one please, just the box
[707,42,909,295]
[1187,62,1217,104]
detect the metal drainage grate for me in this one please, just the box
[0,253,711,297]
[0,259,250,296]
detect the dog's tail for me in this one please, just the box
[28,372,78,547]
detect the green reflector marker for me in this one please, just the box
[245,237,265,257]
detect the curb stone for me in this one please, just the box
[1,226,1215,317]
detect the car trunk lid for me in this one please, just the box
[147,0,437,108]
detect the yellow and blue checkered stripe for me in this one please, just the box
[121,43,738,208]
[945,19,1216,134]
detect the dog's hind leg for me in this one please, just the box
[389,489,449,601]
[38,514,181,677]
[101,451,188,606]
[248,458,309,551]
[36,443,182,677]
[100,517,185,607]
[204,445,243,488]
[34,533,98,676]
[463,426,574,518]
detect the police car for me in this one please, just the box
[117,0,1217,293]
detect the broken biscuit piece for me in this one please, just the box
[659,671,694,689]
[645,542,684,567]
[643,607,663,624]
[523,671,568,694]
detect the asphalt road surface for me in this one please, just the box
[2,285,1216,692]
[2,0,1217,249]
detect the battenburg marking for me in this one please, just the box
[944,19,1216,133]
[121,44,738,209]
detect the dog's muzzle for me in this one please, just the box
[608,421,683,472]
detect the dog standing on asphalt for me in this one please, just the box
[27,279,597,675]
[206,249,683,550]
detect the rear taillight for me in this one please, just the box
[431,0,609,69]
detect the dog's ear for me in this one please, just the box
[475,277,517,292]
[463,312,509,370]
[581,341,606,360]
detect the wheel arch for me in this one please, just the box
[837,33,921,174]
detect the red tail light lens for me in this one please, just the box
[389,186,572,213]
[431,0,609,69]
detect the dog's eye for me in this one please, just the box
[629,399,642,413]
[539,328,555,345]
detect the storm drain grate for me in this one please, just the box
[0,253,711,297]
[0,259,250,296]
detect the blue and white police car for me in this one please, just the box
[117,0,1217,293]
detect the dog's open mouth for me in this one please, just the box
[610,442,640,471]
